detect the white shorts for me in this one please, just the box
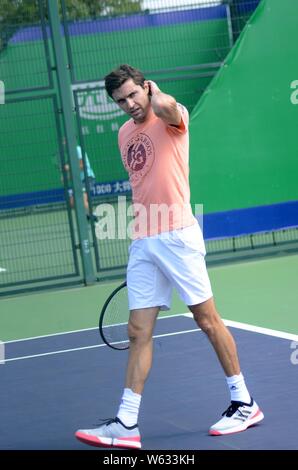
[127,222,213,311]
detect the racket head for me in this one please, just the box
[99,281,129,350]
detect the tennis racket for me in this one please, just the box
[99,281,130,350]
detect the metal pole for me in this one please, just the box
[47,0,95,284]
[225,1,234,49]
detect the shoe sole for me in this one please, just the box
[75,431,142,449]
[209,409,264,436]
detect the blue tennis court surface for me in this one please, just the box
[0,315,297,450]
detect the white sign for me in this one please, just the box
[72,81,124,120]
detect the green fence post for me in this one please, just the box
[47,0,95,284]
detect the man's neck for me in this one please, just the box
[133,105,155,125]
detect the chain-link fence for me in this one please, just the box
[0,93,80,291]
[2,0,296,295]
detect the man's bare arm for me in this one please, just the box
[147,80,181,126]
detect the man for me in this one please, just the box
[75,64,264,449]
[62,138,97,222]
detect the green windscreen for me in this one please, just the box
[189,0,298,214]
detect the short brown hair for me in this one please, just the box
[104,64,146,98]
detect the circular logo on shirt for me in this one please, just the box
[122,133,154,184]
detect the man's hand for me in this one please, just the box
[146,80,161,97]
[145,80,181,126]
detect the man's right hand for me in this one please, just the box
[146,80,160,97]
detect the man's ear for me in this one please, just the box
[144,80,151,96]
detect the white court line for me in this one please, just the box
[183,313,298,342]
[4,314,298,363]
[4,326,99,344]
[4,312,186,344]
[4,328,200,363]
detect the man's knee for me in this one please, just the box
[128,321,152,344]
[128,307,158,344]
[189,298,221,334]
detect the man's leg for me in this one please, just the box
[189,297,240,377]
[116,308,159,427]
[75,307,159,448]
[189,297,264,435]
[83,189,98,222]
[83,192,89,212]
[125,307,160,394]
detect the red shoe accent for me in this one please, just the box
[117,436,141,442]
[75,432,111,448]
[251,408,262,419]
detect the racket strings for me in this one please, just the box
[100,284,129,350]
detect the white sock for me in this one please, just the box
[117,388,142,427]
[226,372,251,404]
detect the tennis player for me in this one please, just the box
[75,64,264,448]
[62,138,97,222]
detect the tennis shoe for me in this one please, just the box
[209,397,264,436]
[75,417,141,449]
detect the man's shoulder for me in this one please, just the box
[165,103,189,134]
[177,103,189,117]
[119,118,134,134]
[118,118,135,145]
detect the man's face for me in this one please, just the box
[112,78,150,123]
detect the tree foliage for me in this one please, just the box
[0,0,143,22]
[0,0,143,50]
